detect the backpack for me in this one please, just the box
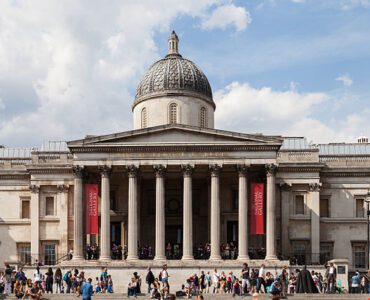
[63,272,69,282]
[158,271,162,282]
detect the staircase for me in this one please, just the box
[0,294,369,299]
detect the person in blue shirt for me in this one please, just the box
[351,272,361,294]
[81,278,93,300]
[270,278,282,299]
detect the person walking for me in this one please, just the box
[3,264,12,295]
[241,263,250,295]
[81,278,93,300]
[324,262,336,293]
[146,267,155,294]
[257,264,266,293]
[212,268,220,293]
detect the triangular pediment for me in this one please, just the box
[68,124,282,149]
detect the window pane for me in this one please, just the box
[22,200,30,219]
[320,198,329,218]
[353,243,366,268]
[44,244,56,265]
[45,197,54,216]
[295,195,304,215]
[356,199,364,218]
[18,244,31,265]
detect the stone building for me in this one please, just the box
[0,31,369,273]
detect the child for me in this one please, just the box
[107,275,113,293]
[94,277,101,293]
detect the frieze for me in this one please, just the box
[0,174,30,180]
[321,171,370,177]
[27,168,73,175]
[70,145,281,153]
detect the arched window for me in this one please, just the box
[169,103,177,124]
[141,107,147,128]
[200,107,207,128]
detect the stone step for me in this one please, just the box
[1,294,369,300]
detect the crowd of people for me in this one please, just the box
[0,264,114,299]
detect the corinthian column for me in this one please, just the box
[210,164,222,260]
[127,165,139,260]
[237,165,249,260]
[309,183,321,264]
[154,165,166,260]
[182,164,194,260]
[72,166,84,260]
[265,163,277,260]
[99,166,111,261]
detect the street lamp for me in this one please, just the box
[366,191,370,270]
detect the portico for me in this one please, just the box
[68,124,283,264]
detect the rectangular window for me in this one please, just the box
[21,199,30,219]
[294,195,305,215]
[18,244,31,265]
[45,196,55,216]
[320,198,330,218]
[356,198,364,218]
[44,244,56,265]
[320,242,333,264]
[292,241,307,265]
[352,242,366,269]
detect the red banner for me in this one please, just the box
[85,184,99,235]
[250,183,264,235]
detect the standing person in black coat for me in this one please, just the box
[296,266,318,293]
[146,267,155,294]
[45,267,54,293]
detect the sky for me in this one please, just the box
[0,0,370,147]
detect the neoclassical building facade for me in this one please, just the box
[0,32,369,272]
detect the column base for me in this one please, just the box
[237,255,250,261]
[265,255,278,260]
[71,255,84,261]
[99,256,111,262]
[154,256,166,261]
[181,255,194,261]
[209,255,222,261]
[127,255,139,261]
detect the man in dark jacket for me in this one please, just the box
[324,262,337,293]
[146,267,155,294]
[296,266,318,293]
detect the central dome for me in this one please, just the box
[132,31,215,130]
[134,31,213,109]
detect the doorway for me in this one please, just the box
[227,221,238,243]
[111,222,121,246]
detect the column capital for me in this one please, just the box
[154,164,167,177]
[237,164,249,176]
[72,165,84,178]
[57,184,69,193]
[181,164,194,177]
[265,163,277,177]
[127,165,139,178]
[309,183,321,192]
[209,164,221,177]
[280,183,291,191]
[29,184,40,193]
[99,165,112,178]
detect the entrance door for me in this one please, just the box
[227,221,238,244]
[166,225,182,245]
[111,222,121,246]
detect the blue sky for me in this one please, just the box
[0,0,369,147]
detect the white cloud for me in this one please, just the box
[201,4,251,32]
[214,82,370,143]
[0,0,250,147]
[336,74,353,87]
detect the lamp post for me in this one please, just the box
[366,191,370,270]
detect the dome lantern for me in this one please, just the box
[167,30,180,57]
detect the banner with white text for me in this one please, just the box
[250,183,264,235]
[85,184,99,235]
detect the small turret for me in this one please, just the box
[167,30,180,56]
